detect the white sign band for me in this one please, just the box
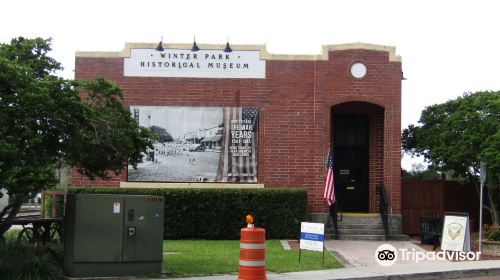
[124,48,266,79]
[239,260,266,266]
[240,243,265,249]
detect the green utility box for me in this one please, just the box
[63,193,164,277]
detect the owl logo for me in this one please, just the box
[447,222,463,240]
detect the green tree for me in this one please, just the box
[401,163,442,180]
[149,125,174,143]
[402,91,500,225]
[0,37,153,238]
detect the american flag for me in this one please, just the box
[323,148,335,206]
[216,107,258,182]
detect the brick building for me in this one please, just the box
[73,42,402,218]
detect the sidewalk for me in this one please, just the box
[165,240,500,280]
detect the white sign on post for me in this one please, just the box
[441,214,470,252]
[300,222,325,252]
[113,202,120,214]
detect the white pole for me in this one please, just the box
[479,179,484,253]
[479,161,486,255]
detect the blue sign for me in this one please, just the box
[300,222,325,252]
[300,232,325,242]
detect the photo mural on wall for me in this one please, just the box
[128,106,258,183]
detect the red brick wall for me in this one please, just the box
[72,48,402,214]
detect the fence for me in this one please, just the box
[401,180,491,235]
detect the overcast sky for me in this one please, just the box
[2,0,499,169]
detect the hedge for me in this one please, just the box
[0,232,63,280]
[484,225,500,242]
[69,188,307,240]
[42,194,64,218]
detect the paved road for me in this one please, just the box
[456,277,500,280]
[128,151,219,182]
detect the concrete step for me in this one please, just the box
[337,213,380,219]
[337,229,386,235]
[332,214,383,225]
[326,228,385,234]
[322,213,409,241]
[326,234,387,241]
[325,234,410,241]
[335,223,383,229]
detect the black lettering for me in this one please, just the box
[180,54,185,59]
[226,54,230,59]
[211,54,217,59]
[160,53,166,58]
[243,64,249,69]
[197,62,201,68]
[205,54,210,59]
[152,62,156,67]
[140,61,145,67]
[173,54,178,59]
[218,54,223,59]
[236,63,240,69]
[193,54,198,59]
[208,63,214,68]
[230,63,233,69]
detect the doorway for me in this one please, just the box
[333,114,369,212]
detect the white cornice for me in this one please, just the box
[76,42,401,62]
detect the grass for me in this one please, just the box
[163,240,342,277]
[3,229,22,241]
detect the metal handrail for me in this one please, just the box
[378,183,389,240]
[330,201,341,240]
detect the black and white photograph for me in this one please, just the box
[128,106,258,183]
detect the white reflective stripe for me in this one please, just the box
[240,243,265,249]
[239,260,265,266]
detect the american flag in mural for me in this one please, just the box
[216,107,258,182]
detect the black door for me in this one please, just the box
[333,114,369,212]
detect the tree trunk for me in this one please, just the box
[487,187,499,226]
[0,193,25,239]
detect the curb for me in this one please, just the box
[345,268,500,280]
[282,266,500,280]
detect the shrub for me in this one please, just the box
[484,225,500,242]
[0,238,62,280]
[69,187,307,240]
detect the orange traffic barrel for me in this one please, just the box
[238,227,266,280]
